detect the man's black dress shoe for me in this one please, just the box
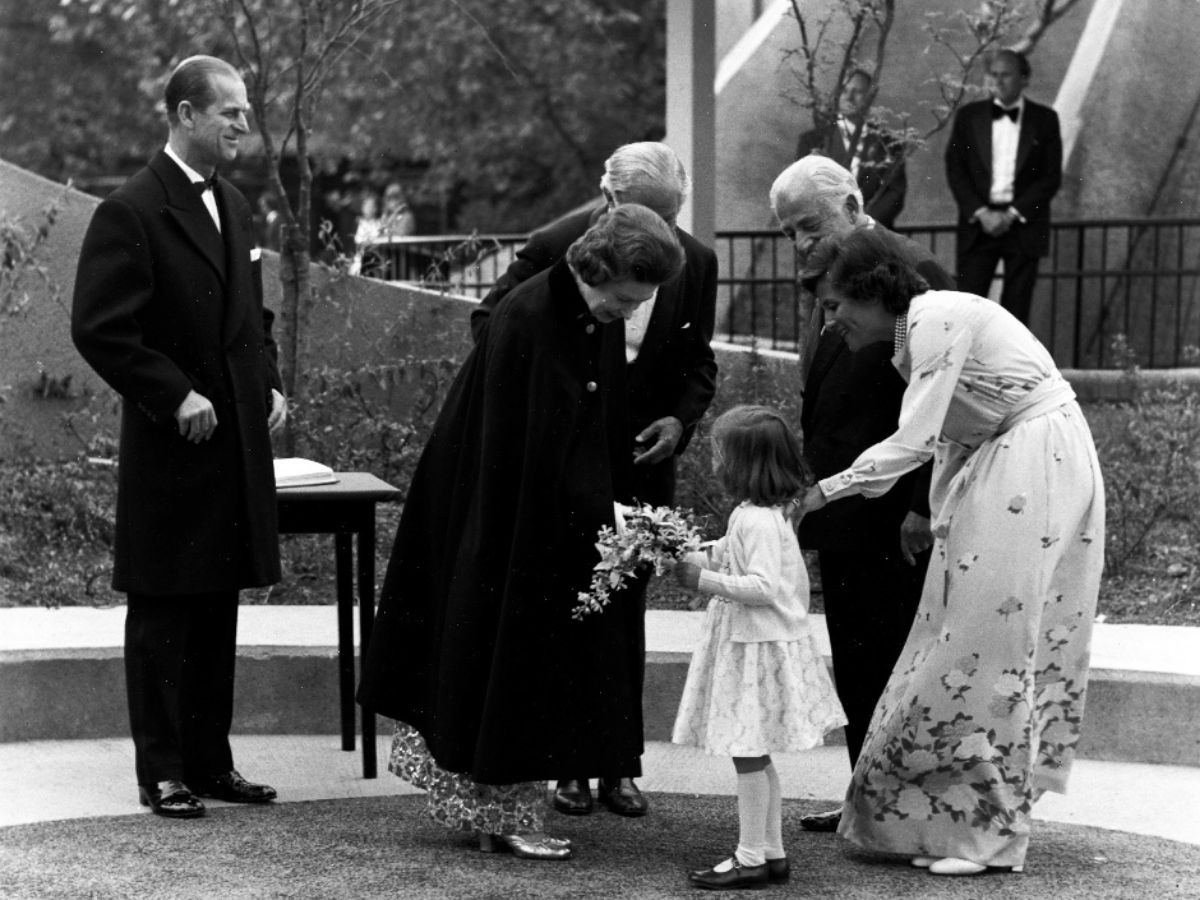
[138,780,205,819]
[190,769,277,804]
[597,777,648,817]
[799,808,841,831]
[689,858,769,890]
[553,779,594,815]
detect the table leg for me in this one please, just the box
[357,516,378,779]
[335,531,355,752]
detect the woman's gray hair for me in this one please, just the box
[566,204,684,287]
[601,142,690,224]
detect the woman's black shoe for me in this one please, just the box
[689,858,769,890]
[138,780,205,818]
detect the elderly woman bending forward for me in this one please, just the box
[797,228,1104,876]
[357,205,684,861]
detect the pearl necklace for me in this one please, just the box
[893,313,908,353]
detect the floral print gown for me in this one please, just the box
[819,291,1105,869]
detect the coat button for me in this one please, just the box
[586,381,597,392]
[585,323,596,334]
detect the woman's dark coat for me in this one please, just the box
[358,261,645,785]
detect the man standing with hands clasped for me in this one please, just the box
[72,55,286,819]
[945,48,1062,325]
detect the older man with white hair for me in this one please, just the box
[769,155,948,833]
[472,141,719,820]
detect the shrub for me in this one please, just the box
[288,357,459,493]
[1087,336,1200,616]
[0,456,120,607]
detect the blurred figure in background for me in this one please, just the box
[796,69,907,228]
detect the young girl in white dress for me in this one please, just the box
[673,405,847,890]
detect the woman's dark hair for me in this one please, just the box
[565,204,684,287]
[712,405,808,506]
[799,228,929,315]
[164,56,240,126]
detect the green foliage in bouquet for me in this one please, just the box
[574,504,705,620]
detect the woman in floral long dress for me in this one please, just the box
[797,228,1105,876]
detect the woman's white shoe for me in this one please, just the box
[928,857,987,876]
[910,856,938,868]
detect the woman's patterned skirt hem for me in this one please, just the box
[388,720,546,835]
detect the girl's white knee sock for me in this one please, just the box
[764,761,785,860]
[734,768,769,868]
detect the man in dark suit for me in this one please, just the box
[770,154,951,832]
[72,56,285,820]
[796,69,907,228]
[945,48,1062,324]
[471,141,718,819]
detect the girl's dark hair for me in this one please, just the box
[565,204,684,287]
[712,405,808,506]
[800,228,928,315]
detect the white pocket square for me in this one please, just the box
[250,247,262,262]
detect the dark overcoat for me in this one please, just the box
[944,97,1063,259]
[71,150,282,595]
[358,261,646,785]
[469,205,717,506]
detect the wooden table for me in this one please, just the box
[276,472,401,778]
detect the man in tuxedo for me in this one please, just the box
[769,155,950,832]
[796,69,907,228]
[471,141,718,819]
[945,48,1063,324]
[72,56,286,820]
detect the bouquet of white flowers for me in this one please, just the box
[573,503,704,620]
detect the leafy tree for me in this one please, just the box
[361,0,665,231]
[4,0,667,448]
[6,0,664,233]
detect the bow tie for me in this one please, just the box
[992,104,1019,122]
[193,174,218,195]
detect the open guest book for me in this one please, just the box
[273,457,338,488]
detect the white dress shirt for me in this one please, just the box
[988,97,1024,205]
[164,144,221,234]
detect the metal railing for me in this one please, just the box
[363,217,1200,369]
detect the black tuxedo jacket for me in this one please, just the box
[796,120,907,228]
[470,204,718,459]
[944,97,1063,257]
[72,150,283,595]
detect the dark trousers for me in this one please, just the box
[818,545,926,767]
[125,591,239,785]
[955,229,1042,325]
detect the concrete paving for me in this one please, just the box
[3,736,1199,849]
[3,606,1199,849]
